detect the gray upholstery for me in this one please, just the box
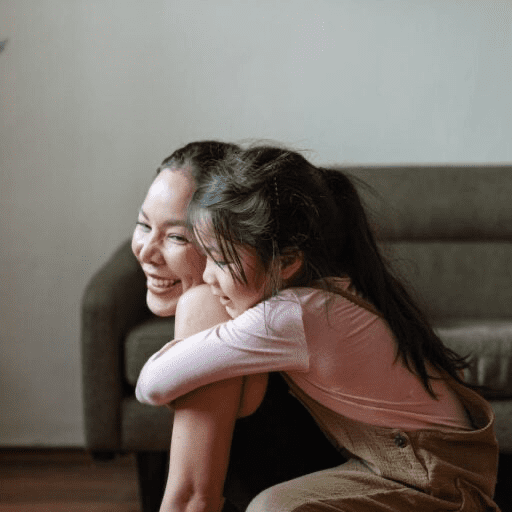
[347,166,512,240]
[81,165,512,461]
[81,240,154,451]
[125,316,176,386]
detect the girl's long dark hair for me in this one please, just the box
[190,144,470,397]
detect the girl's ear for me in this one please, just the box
[279,250,304,283]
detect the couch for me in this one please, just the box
[81,164,512,512]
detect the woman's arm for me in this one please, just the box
[160,378,244,512]
[159,285,268,512]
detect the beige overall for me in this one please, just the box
[247,378,501,512]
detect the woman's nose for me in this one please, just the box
[139,236,163,264]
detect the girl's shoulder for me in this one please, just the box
[280,276,353,302]
[234,277,371,333]
[283,277,383,319]
[263,280,344,314]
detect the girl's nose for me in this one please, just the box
[202,258,216,285]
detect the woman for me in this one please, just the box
[132,141,344,512]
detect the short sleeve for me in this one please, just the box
[135,292,309,405]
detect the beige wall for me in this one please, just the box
[0,0,511,445]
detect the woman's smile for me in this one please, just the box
[146,274,181,294]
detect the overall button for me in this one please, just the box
[394,433,408,448]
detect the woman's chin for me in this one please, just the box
[146,288,181,317]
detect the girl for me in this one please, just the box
[136,145,501,511]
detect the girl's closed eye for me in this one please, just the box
[202,247,230,268]
[209,253,232,269]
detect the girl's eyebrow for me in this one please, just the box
[139,208,188,228]
[202,245,223,259]
[202,245,217,255]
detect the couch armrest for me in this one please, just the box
[81,239,148,451]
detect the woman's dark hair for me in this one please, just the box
[157,140,241,186]
[190,144,469,397]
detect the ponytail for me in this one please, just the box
[320,167,470,396]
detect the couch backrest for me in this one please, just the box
[335,166,512,320]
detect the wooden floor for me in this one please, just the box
[1,449,511,511]
[0,449,141,512]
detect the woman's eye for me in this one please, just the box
[136,221,150,232]
[167,234,189,244]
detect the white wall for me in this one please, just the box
[0,0,510,446]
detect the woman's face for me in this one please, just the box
[131,168,205,316]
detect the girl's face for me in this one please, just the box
[200,231,268,319]
[131,168,206,317]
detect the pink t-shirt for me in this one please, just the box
[136,280,471,431]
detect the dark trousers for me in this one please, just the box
[222,373,346,512]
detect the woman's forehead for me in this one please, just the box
[145,168,195,207]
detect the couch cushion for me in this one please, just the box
[121,396,174,450]
[125,316,175,386]
[383,242,512,319]
[346,166,512,241]
[435,320,512,398]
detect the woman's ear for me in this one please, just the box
[279,250,304,283]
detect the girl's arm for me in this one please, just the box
[159,285,268,512]
[135,289,307,406]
